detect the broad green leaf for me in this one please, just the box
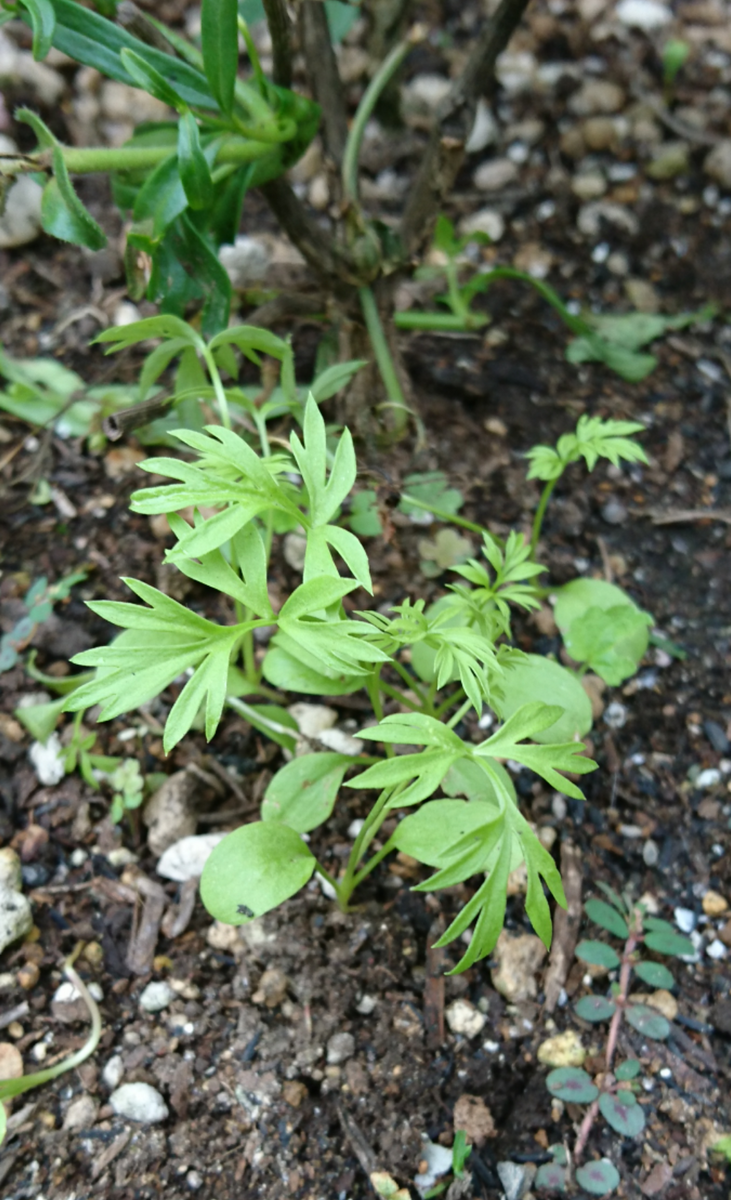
[279,576,358,619]
[14,696,66,742]
[585,898,629,938]
[545,1067,598,1104]
[576,940,621,970]
[563,604,652,686]
[494,655,593,743]
[643,930,695,958]
[442,756,515,808]
[633,961,675,989]
[262,642,363,695]
[261,753,351,833]
[575,995,617,1022]
[566,335,657,381]
[625,1004,670,1040]
[598,1092,645,1137]
[201,0,238,114]
[534,1163,567,1193]
[399,471,463,519]
[575,1160,621,1196]
[120,47,185,110]
[41,148,107,250]
[553,578,648,633]
[392,800,499,867]
[20,0,55,60]
[178,113,214,210]
[200,822,316,923]
[348,490,382,537]
[615,1059,641,1081]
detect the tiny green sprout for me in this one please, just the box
[542,888,694,1191]
[0,571,86,674]
[108,759,145,825]
[712,1135,731,1162]
[424,1130,472,1197]
[662,39,690,92]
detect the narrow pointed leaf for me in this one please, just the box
[201,0,239,113]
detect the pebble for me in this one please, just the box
[288,703,338,738]
[601,498,628,525]
[283,532,307,572]
[356,994,376,1015]
[569,80,625,117]
[219,236,271,289]
[0,167,44,250]
[109,1082,169,1124]
[112,301,141,327]
[674,907,696,934]
[643,839,659,866]
[572,171,608,201]
[497,1161,527,1200]
[403,73,452,113]
[646,989,678,1021]
[0,887,33,955]
[143,771,198,857]
[707,939,728,960]
[582,116,620,152]
[186,1170,203,1191]
[102,1055,124,1090]
[577,202,639,238]
[702,891,728,917]
[63,1093,98,1132]
[537,1030,585,1067]
[615,0,672,28]
[0,848,22,893]
[308,174,329,211]
[604,702,628,729]
[552,794,567,820]
[0,32,65,105]
[17,962,39,990]
[704,722,731,755]
[473,157,519,192]
[326,1032,355,1064]
[646,142,690,180]
[696,768,721,789]
[317,728,364,756]
[491,931,547,1003]
[414,1140,454,1192]
[459,207,505,242]
[703,140,731,191]
[252,967,288,1008]
[156,833,226,882]
[466,100,499,153]
[29,734,66,786]
[139,980,176,1013]
[445,998,486,1038]
[496,51,537,94]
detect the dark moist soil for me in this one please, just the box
[1,1,731,1198]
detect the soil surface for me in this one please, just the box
[1,1,731,1199]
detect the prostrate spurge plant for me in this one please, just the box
[537,888,695,1196]
[61,357,650,972]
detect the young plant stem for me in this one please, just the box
[389,658,428,706]
[530,478,557,554]
[432,688,465,719]
[400,493,489,537]
[573,909,644,1164]
[393,311,488,332]
[358,287,410,433]
[350,832,398,890]
[338,786,397,908]
[342,29,421,204]
[378,679,423,713]
[35,136,278,175]
[446,697,473,729]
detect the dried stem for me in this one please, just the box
[400,0,532,256]
[299,1,349,164]
[258,177,361,290]
[261,0,294,88]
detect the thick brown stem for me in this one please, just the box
[261,0,294,88]
[299,2,349,164]
[258,177,362,291]
[400,0,532,256]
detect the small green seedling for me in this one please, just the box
[662,39,690,99]
[0,957,101,1147]
[394,218,715,383]
[0,572,86,674]
[541,887,694,1193]
[107,758,145,826]
[424,1130,472,1197]
[57,363,652,973]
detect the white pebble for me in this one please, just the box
[696,768,721,789]
[445,998,486,1038]
[139,980,176,1013]
[102,1055,124,1090]
[110,1082,169,1124]
[29,734,66,786]
[604,702,628,729]
[674,907,696,934]
[706,939,727,960]
[642,840,659,866]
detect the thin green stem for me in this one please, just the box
[226,694,291,730]
[40,137,277,175]
[530,477,557,554]
[446,697,472,729]
[358,287,409,433]
[393,311,488,332]
[350,833,398,890]
[389,658,428,706]
[342,32,420,203]
[432,688,466,719]
[201,346,231,431]
[378,679,422,713]
[400,492,489,536]
[339,786,396,907]
[237,16,266,89]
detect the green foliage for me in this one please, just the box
[526,416,648,483]
[0,571,85,673]
[494,655,592,744]
[662,39,690,88]
[9,0,321,333]
[553,578,653,687]
[546,1067,599,1104]
[399,471,464,520]
[565,306,714,381]
[574,1159,620,1196]
[57,374,648,975]
[108,758,145,824]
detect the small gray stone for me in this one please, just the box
[615,0,672,28]
[473,157,519,192]
[459,207,505,242]
[102,1055,124,1091]
[601,498,628,525]
[63,1093,98,1131]
[326,1032,355,1065]
[704,141,731,191]
[696,768,722,789]
[497,1161,527,1200]
[110,1082,169,1124]
[0,887,33,955]
[646,142,690,180]
[186,1170,204,1191]
[139,980,176,1013]
[577,202,639,238]
[466,100,499,153]
[569,80,625,117]
[704,721,729,754]
[572,171,607,201]
[0,848,22,893]
[604,702,628,729]
[219,236,270,288]
[642,839,659,867]
[156,833,226,882]
[0,175,44,250]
